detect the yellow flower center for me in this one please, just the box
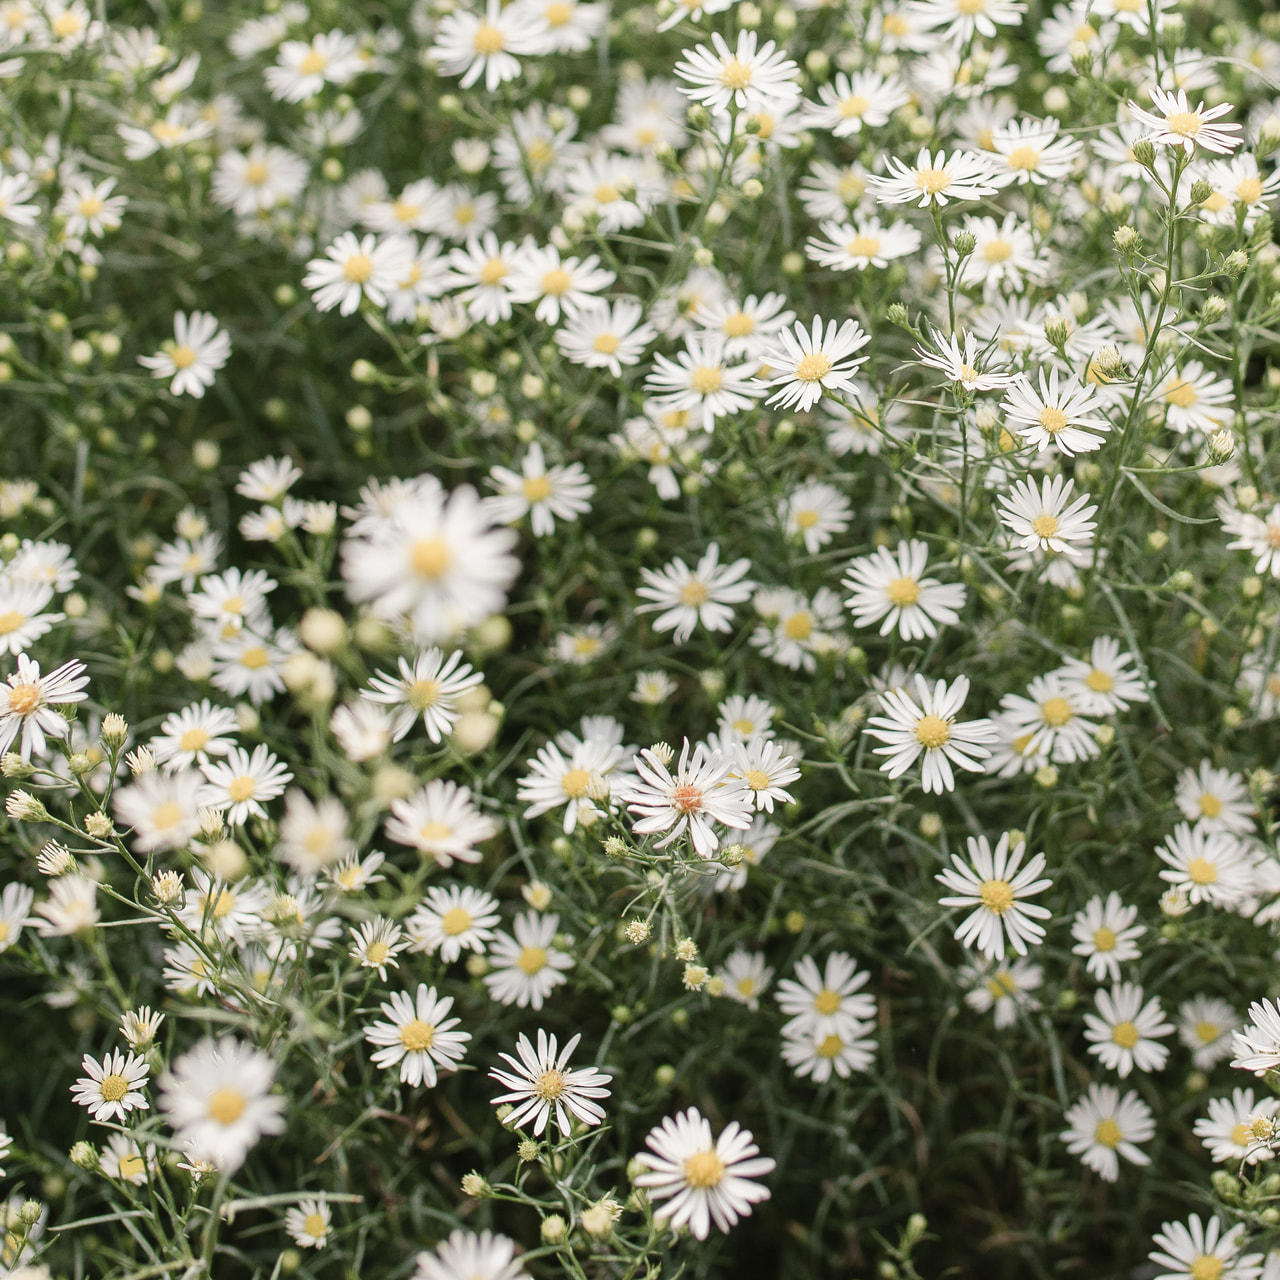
[914,167,952,195]
[956,0,986,11]
[411,537,452,578]
[227,776,256,803]
[1196,1020,1221,1044]
[1040,696,1072,727]
[689,365,723,394]
[170,345,197,370]
[816,1033,845,1059]
[150,801,185,831]
[839,93,870,118]
[408,678,440,710]
[680,580,711,606]
[523,475,553,503]
[1093,926,1116,952]
[399,1019,436,1052]
[534,1068,567,1099]
[1039,406,1068,435]
[1189,1257,1223,1280]
[541,268,572,296]
[983,239,1013,262]
[794,509,819,529]
[883,13,910,34]
[117,1153,146,1180]
[719,58,753,90]
[343,253,374,284]
[1199,793,1223,818]
[208,1087,247,1125]
[593,332,620,354]
[914,714,951,749]
[1111,1021,1139,1049]
[77,194,105,217]
[244,162,269,186]
[179,727,210,753]
[1165,111,1203,138]
[683,1149,726,1188]
[0,611,24,635]
[783,611,813,640]
[100,1072,130,1102]
[7,683,40,715]
[1004,145,1041,171]
[979,879,1015,914]
[546,0,572,22]
[479,257,508,286]
[1094,1118,1122,1148]
[1187,856,1217,885]
[847,234,882,257]
[516,945,548,975]
[454,204,475,225]
[813,987,841,1015]
[151,121,185,144]
[1238,176,1264,203]
[365,941,390,965]
[1164,378,1198,407]
[239,646,269,669]
[886,576,919,606]
[795,352,833,382]
[722,311,755,337]
[986,970,1017,998]
[441,906,473,935]
[52,10,84,35]
[744,769,771,791]
[1031,514,1059,539]
[472,23,505,54]
[1233,1123,1254,1146]
[302,1213,327,1238]
[561,767,592,797]
[1085,669,1113,693]
[593,183,620,204]
[298,48,328,76]
[418,821,452,843]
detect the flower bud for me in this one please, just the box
[6,790,48,821]
[69,1141,99,1171]
[100,713,128,748]
[951,230,976,258]
[83,811,114,839]
[1113,225,1139,256]
[460,1172,489,1198]
[1224,249,1249,278]
[1131,138,1157,168]
[1189,178,1213,205]
[541,1214,567,1244]
[1,753,34,778]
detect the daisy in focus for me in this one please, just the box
[635,543,755,644]
[935,833,1052,960]
[70,1049,150,1123]
[284,1198,332,1249]
[758,317,869,412]
[842,540,966,641]
[483,911,574,1010]
[137,312,231,399]
[362,983,470,1086]
[1084,982,1174,1078]
[361,648,482,744]
[485,442,596,537]
[1060,1083,1154,1183]
[488,1029,612,1136]
[1128,86,1244,157]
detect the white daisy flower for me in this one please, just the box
[1054,637,1151,715]
[957,212,1049,296]
[624,738,754,858]
[998,474,1098,558]
[842,540,966,641]
[406,884,500,961]
[414,1230,526,1280]
[385,780,497,868]
[485,442,596,537]
[1001,368,1111,455]
[911,0,1026,43]
[0,654,88,759]
[1128,86,1244,157]
[34,875,99,936]
[804,216,922,271]
[1176,760,1256,835]
[673,30,801,117]
[489,1029,612,1136]
[483,910,574,1010]
[284,1197,332,1249]
[1159,360,1235,436]
[325,850,386,894]
[801,69,910,136]
[429,0,550,92]
[695,292,795,360]
[159,1035,286,1173]
[137,311,231,399]
[915,329,1015,391]
[70,1049,150,1123]
[636,542,755,644]
[717,949,773,1011]
[1232,998,1280,1073]
[1194,1088,1279,1165]
[865,673,997,794]
[868,148,998,207]
[349,918,407,981]
[727,737,799,813]
[987,116,1083,187]
[211,144,308,216]
[1157,823,1254,907]
[1070,892,1145,982]
[361,648,482,744]
[276,790,354,875]
[517,732,628,833]
[0,882,36,952]
[121,1006,165,1051]
[644,332,764,432]
[998,673,1099,764]
[1180,995,1240,1070]
[303,232,414,317]
[775,952,876,1038]
[363,983,470,1086]
[936,832,1052,960]
[198,744,293,825]
[781,1020,877,1081]
[716,694,777,744]
[1084,982,1173,1077]
[633,1107,776,1240]
[0,579,63,654]
[962,957,1043,1028]
[1060,1083,1154,1182]
[507,246,614,324]
[1148,1214,1263,1280]
[264,28,362,101]
[55,173,127,236]
[759,317,869,412]
[113,768,205,853]
[100,1131,157,1185]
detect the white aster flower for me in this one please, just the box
[363,983,470,1086]
[137,311,231,399]
[1231,998,1280,1073]
[843,540,966,641]
[485,442,595,537]
[636,542,755,644]
[1070,892,1145,982]
[759,317,869,412]
[1001,368,1112,455]
[285,1197,332,1249]
[1175,760,1256,835]
[361,648,482,743]
[1180,995,1240,1070]
[483,910,574,1010]
[775,952,876,1039]
[1060,1083,1154,1182]
[868,147,998,207]
[1157,822,1254,907]
[1148,1215,1263,1280]
[429,0,550,92]
[1084,982,1173,1077]
[936,832,1052,960]
[673,30,801,117]
[303,232,413,316]
[406,884,500,961]
[415,1230,526,1280]
[1194,1088,1280,1165]
[781,1020,877,1081]
[915,329,1015,391]
[70,1049,150,1123]
[489,1029,612,1136]
[998,474,1098,558]
[1128,86,1245,157]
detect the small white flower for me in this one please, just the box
[70,1049,150,1123]
[936,833,1052,960]
[363,983,470,1086]
[1084,982,1173,1078]
[137,312,231,399]
[1060,1083,1154,1182]
[489,1029,612,1136]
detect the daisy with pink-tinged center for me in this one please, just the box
[636,542,755,643]
[759,317,869,412]
[843,539,966,641]
[489,1029,612,1136]
[71,1049,150,1122]
[633,1107,776,1241]
[865,673,997,794]
[1084,982,1173,1078]
[1148,1214,1263,1280]
[998,475,1097,558]
[936,833,1052,960]
[1127,86,1244,157]
[625,739,754,858]
[363,983,469,1086]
